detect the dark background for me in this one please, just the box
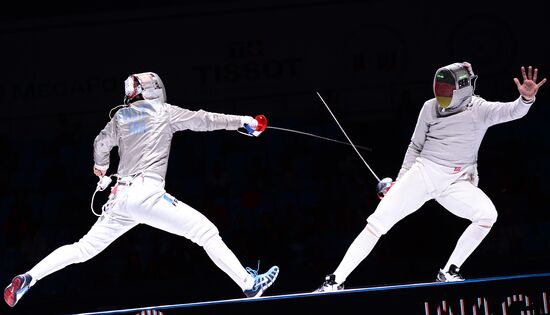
[1,1,549,314]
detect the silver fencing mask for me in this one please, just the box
[433,62,477,114]
[124,72,166,104]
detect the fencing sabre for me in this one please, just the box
[315,91,394,198]
[267,126,371,151]
[238,116,372,151]
[315,91,380,181]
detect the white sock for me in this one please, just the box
[28,276,37,287]
[333,225,380,284]
[203,235,254,291]
[443,223,491,271]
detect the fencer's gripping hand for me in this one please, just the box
[241,116,258,131]
[376,177,395,200]
[514,66,547,102]
[240,115,267,137]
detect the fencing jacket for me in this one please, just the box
[397,96,534,180]
[93,99,244,178]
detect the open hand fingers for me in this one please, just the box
[537,77,547,88]
[521,66,527,81]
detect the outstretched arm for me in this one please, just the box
[169,105,257,132]
[479,66,546,126]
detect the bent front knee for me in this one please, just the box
[475,206,497,228]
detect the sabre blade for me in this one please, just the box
[267,126,372,151]
[316,91,380,182]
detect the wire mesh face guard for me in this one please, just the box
[124,72,166,104]
[433,63,476,109]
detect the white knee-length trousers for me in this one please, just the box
[27,174,252,289]
[367,157,498,237]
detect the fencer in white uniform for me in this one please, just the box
[4,72,279,307]
[316,63,546,291]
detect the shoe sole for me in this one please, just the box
[4,276,25,307]
[436,274,465,282]
[314,285,344,293]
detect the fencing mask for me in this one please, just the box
[433,62,477,114]
[124,72,166,104]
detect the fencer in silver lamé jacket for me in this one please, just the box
[93,99,244,179]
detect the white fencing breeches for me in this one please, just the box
[367,157,497,237]
[28,174,253,290]
[331,158,498,283]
